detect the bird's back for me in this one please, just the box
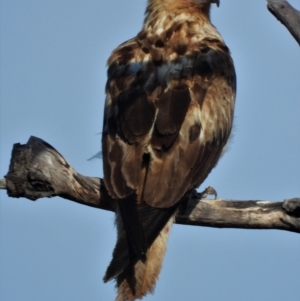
[102,2,236,300]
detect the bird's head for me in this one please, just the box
[147,0,220,9]
[145,0,220,24]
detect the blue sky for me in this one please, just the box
[1,1,300,300]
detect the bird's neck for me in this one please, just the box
[144,0,211,28]
[141,0,220,45]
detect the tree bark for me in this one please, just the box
[1,136,299,234]
[267,0,300,46]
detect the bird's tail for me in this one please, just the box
[103,198,178,301]
[116,217,174,301]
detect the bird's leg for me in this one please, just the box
[197,186,218,199]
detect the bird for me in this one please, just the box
[101,0,236,300]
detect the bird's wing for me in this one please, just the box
[102,37,236,208]
[102,36,236,282]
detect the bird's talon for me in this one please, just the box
[199,186,217,199]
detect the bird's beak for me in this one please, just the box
[199,0,220,7]
[212,0,220,7]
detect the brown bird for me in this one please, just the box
[102,0,236,300]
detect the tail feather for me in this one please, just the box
[116,217,174,301]
[118,196,147,262]
[103,198,179,300]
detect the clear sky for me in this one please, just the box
[1,1,299,300]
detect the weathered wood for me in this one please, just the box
[176,197,300,233]
[267,0,300,46]
[4,136,115,211]
[0,178,6,189]
[1,136,300,233]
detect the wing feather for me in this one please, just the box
[103,41,235,205]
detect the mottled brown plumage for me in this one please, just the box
[102,0,236,300]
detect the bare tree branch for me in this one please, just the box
[0,178,6,189]
[267,0,300,45]
[176,196,300,233]
[1,136,299,233]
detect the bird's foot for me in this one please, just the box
[198,186,217,199]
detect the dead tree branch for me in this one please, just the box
[1,136,299,233]
[0,178,6,190]
[267,0,300,45]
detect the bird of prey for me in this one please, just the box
[101,0,236,300]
